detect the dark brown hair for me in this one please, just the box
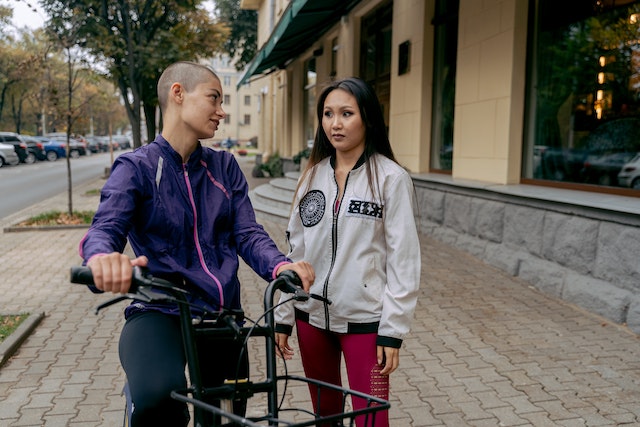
[298,77,398,200]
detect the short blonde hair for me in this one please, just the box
[157,62,220,113]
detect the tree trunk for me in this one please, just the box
[143,102,156,144]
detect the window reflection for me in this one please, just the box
[526,0,640,190]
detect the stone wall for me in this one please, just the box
[413,178,640,334]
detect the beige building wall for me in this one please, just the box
[385,0,434,172]
[243,0,541,181]
[245,0,440,173]
[453,0,528,184]
[207,55,261,145]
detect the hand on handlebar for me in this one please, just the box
[276,261,314,292]
[87,252,149,294]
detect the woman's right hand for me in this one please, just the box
[275,333,294,360]
[87,252,148,294]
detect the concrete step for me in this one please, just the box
[250,172,300,224]
[250,194,290,225]
[285,171,301,181]
[267,177,298,197]
[252,184,293,207]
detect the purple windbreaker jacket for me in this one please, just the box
[79,135,290,318]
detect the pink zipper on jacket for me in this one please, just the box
[183,164,225,309]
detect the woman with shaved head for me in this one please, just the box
[80,61,315,426]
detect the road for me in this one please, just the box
[0,150,125,219]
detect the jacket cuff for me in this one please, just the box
[275,323,294,336]
[376,335,402,348]
[272,261,291,279]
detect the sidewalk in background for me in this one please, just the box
[1,154,639,426]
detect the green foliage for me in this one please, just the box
[20,210,95,226]
[0,314,27,343]
[0,26,127,136]
[292,147,311,165]
[260,153,284,177]
[214,0,257,71]
[40,0,228,146]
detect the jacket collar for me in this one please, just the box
[329,152,367,171]
[155,135,203,168]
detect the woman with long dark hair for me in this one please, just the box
[275,77,421,426]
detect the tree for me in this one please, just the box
[41,0,227,148]
[4,30,47,133]
[0,32,42,125]
[39,12,95,216]
[214,0,258,71]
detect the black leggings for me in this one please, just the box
[119,310,249,427]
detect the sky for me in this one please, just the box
[2,0,217,31]
[2,0,45,30]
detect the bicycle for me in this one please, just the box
[70,266,390,426]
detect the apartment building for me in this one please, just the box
[206,54,261,146]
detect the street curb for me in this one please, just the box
[0,312,45,369]
[3,224,90,233]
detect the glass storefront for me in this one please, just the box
[430,0,459,172]
[524,0,640,191]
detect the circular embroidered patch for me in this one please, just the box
[299,190,325,227]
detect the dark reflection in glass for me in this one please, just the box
[525,0,640,189]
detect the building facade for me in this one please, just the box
[239,0,640,333]
[205,55,261,146]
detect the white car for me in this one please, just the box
[0,141,20,167]
[617,153,640,189]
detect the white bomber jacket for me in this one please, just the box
[274,154,421,348]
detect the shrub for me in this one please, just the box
[260,152,284,177]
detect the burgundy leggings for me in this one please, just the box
[296,320,389,427]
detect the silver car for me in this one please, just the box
[0,141,20,167]
[617,153,640,189]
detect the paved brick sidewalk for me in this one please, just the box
[1,156,639,426]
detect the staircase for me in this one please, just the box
[249,172,299,225]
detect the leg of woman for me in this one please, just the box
[296,319,344,419]
[341,333,389,427]
[119,311,189,427]
[197,335,249,426]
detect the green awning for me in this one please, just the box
[237,0,359,88]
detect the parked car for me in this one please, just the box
[20,135,47,161]
[44,133,87,157]
[0,131,31,163]
[32,136,67,161]
[0,141,20,167]
[535,147,589,182]
[581,151,636,187]
[95,136,120,151]
[85,136,108,153]
[617,154,640,190]
[112,135,131,149]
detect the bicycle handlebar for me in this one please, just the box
[69,265,329,314]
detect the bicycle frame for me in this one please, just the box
[70,267,390,427]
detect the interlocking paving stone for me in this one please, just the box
[1,157,639,426]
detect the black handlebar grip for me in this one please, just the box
[70,266,95,285]
[277,269,302,290]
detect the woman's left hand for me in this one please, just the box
[277,261,315,292]
[377,346,399,375]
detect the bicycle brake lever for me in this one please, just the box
[221,315,242,341]
[94,295,132,314]
[292,288,309,302]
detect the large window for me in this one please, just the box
[430,0,459,172]
[525,0,640,192]
[360,1,392,131]
[303,58,317,147]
